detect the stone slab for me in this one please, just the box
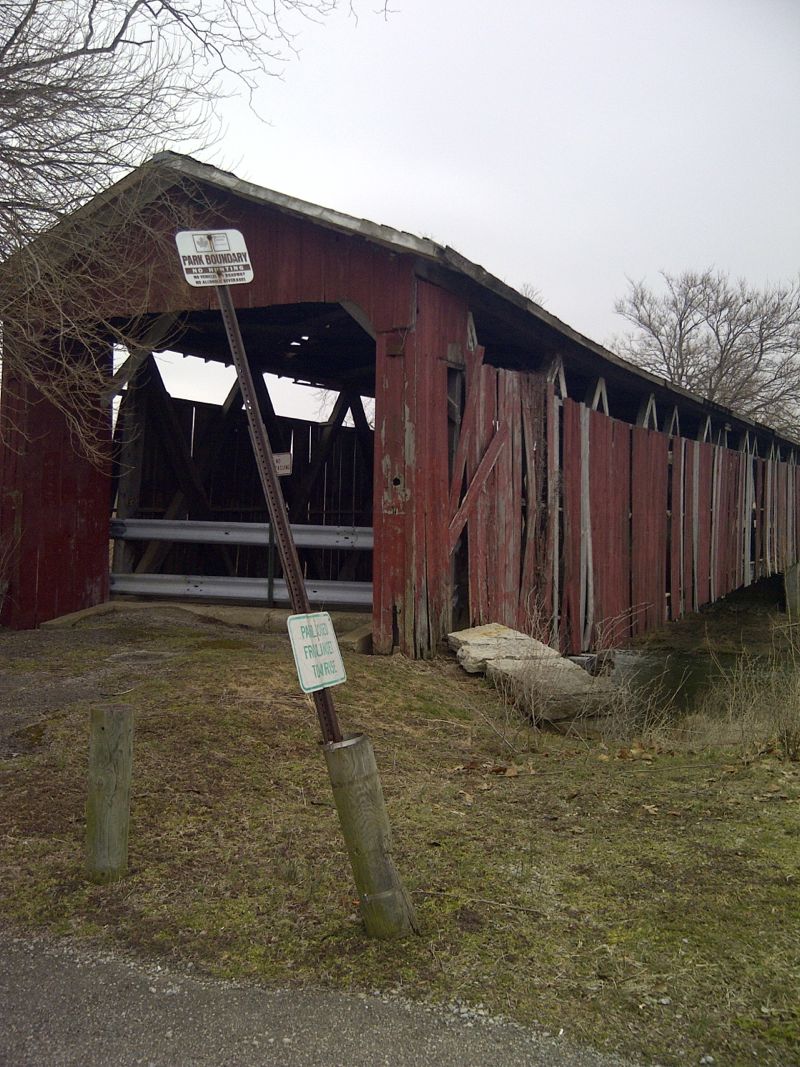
[448,623,562,674]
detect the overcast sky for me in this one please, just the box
[159,0,800,413]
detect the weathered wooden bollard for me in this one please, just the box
[323,734,418,938]
[86,704,134,883]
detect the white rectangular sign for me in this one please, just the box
[287,611,347,693]
[175,229,254,287]
[274,452,293,477]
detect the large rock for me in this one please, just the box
[447,623,561,674]
[448,622,614,723]
[485,655,613,722]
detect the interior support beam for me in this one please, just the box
[111,365,148,574]
[104,314,182,399]
[291,391,351,521]
[132,356,235,576]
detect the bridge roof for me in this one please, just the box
[96,152,798,451]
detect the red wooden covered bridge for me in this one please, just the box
[2,153,799,657]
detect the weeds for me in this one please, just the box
[684,626,800,760]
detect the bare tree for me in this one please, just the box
[0,0,383,454]
[519,281,545,306]
[613,269,800,434]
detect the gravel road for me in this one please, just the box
[0,928,645,1067]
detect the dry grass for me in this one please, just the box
[1,609,799,1066]
[682,626,800,761]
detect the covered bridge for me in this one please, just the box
[2,153,799,656]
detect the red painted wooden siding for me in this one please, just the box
[373,278,471,656]
[0,374,110,628]
[560,399,583,652]
[589,409,632,646]
[142,199,418,337]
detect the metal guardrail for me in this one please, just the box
[109,519,373,607]
[110,518,373,550]
[110,573,373,607]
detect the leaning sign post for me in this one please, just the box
[175,230,417,938]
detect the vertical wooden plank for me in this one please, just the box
[546,384,560,645]
[372,331,408,654]
[518,374,549,634]
[560,399,582,652]
[670,436,684,620]
[579,404,593,650]
[754,457,764,580]
[789,461,796,568]
[743,449,754,586]
[405,324,429,657]
[112,377,147,573]
[738,446,750,588]
[779,460,790,573]
[686,439,699,610]
[588,405,631,640]
[468,361,496,626]
[630,426,669,634]
[695,442,713,608]
[712,446,725,606]
[495,370,521,629]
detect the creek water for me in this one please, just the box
[600,575,796,716]
[610,649,742,713]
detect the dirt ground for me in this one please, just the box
[0,602,368,757]
[1,594,799,1066]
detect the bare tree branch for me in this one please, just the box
[0,0,387,458]
[612,269,800,435]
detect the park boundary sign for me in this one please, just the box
[175,229,254,287]
[287,612,347,693]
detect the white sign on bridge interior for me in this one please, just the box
[287,612,347,693]
[175,229,254,287]
[274,452,292,477]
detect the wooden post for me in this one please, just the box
[86,704,134,883]
[785,562,800,621]
[323,734,418,939]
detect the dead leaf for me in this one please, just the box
[504,765,520,778]
[451,759,481,774]
[458,790,474,806]
[642,804,659,815]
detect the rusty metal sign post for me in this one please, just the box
[174,230,417,937]
[216,285,344,743]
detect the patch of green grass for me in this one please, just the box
[1,616,799,1066]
